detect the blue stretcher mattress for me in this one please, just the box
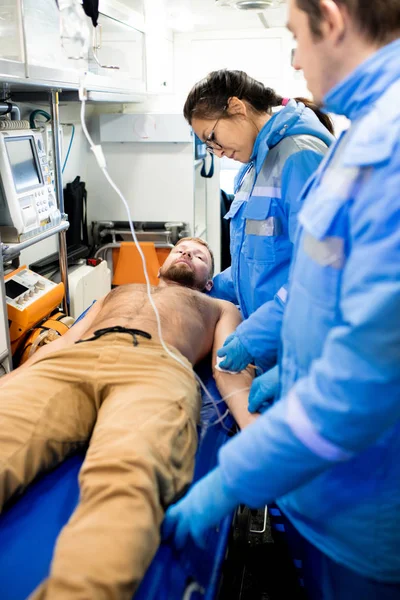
[0,357,234,600]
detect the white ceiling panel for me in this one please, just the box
[165,0,288,32]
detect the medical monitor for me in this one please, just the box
[5,278,29,300]
[0,129,61,243]
[5,137,42,193]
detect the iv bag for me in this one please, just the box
[58,0,91,60]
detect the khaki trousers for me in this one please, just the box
[0,333,200,599]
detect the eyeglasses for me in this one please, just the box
[205,106,227,154]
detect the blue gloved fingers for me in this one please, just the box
[218,353,247,372]
[248,385,263,413]
[217,335,253,372]
[162,505,179,541]
[163,468,237,552]
[258,400,273,414]
[194,525,211,550]
[248,384,268,413]
[174,516,191,550]
[248,366,280,413]
[217,353,236,371]
[162,504,191,550]
[163,505,210,551]
[216,333,235,358]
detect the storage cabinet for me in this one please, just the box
[0,0,148,100]
[0,0,24,62]
[87,8,146,93]
[146,34,174,94]
[144,0,174,95]
[0,0,25,79]
[22,0,83,86]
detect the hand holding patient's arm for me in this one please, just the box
[212,300,257,429]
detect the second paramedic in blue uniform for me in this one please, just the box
[183,70,334,382]
[164,0,400,598]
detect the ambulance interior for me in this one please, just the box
[0,1,347,598]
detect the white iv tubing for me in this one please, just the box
[79,86,247,431]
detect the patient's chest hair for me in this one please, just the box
[85,284,222,364]
[101,283,219,327]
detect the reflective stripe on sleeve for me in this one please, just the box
[303,234,345,269]
[245,216,282,237]
[277,286,288,303]
[252,186,282,199]
[287,390,354,462]
[235,191,249,201]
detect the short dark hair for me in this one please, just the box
[183,69,334,134]
[296,0,400,43]
[175,237,215,278]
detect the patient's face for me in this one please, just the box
[160,241,213,292]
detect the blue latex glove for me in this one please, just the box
[248,365,280,414]
[216,333,253,372]
[162,468,237,550]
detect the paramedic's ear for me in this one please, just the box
[204,279,213,293]
[227,96,248,118]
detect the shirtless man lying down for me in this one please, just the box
[0,237,255,600]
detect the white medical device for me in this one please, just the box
[68,260,111,319]
[0,129,61,243]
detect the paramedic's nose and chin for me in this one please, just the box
[288,0,382,104]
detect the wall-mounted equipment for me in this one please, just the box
[99,114,192,143]
[0,129,61,243]
[4,266,64,353]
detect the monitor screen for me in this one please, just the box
[5,137,42,193]
[5,279,29,300]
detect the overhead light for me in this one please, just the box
[215,0,280,10]
[236,1,274,8]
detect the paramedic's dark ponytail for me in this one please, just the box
[184,69,334,135]
[294,96,334,135]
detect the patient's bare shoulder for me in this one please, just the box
[214,298,242,320]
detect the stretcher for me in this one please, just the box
[0,355,235,600]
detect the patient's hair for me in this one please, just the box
[175,237,215,278]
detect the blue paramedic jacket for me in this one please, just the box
[211,101,333,370]
[216,39,400,581]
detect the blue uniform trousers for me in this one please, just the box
[276,513,400,600]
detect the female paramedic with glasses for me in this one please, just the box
[183,69,335,413]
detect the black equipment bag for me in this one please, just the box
[63,176,89,248]
[220,189,234,271]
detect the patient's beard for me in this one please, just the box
[160,263,207,291]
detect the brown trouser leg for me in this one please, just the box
[26,334,200,600]
[0,345,99,510]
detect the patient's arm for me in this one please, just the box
[0,298,105,387]
[212,300,258,429]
